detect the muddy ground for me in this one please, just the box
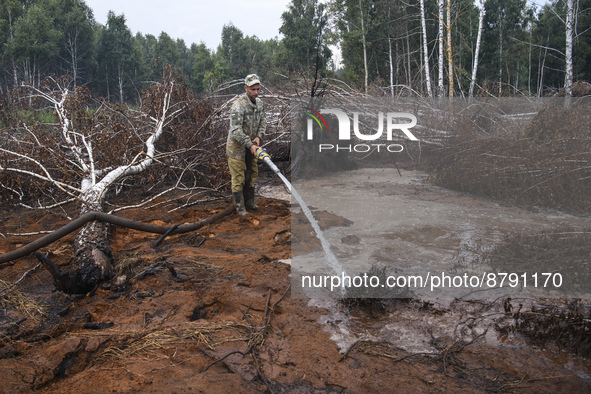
[1,188,591,393]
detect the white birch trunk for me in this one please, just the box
[420,0,433,97]
[66,29,80,92]
[388,5,394,97]
[389,38,394,97]
[498,10,503,96]
[1,72,183,293]
[396,40,400,86]
[118,63,124,103]
[469,0,485,98]
[564,0,574,102]
[438,0,445,97]
[406,26,412,87]
[70,82,175,292]
[27,78,177,292]
[538,44,547,97]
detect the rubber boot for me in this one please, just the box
[233,191,247,216]
[244,187,259,210]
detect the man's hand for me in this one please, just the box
[250,137,261,155]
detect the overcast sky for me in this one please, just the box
[84,0,292,50]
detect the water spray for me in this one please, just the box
[256,148,291,193]
[256,148,347,296]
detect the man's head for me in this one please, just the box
[244,74,261,102]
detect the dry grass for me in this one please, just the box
[0,279,47,321]
[64,321,255,362]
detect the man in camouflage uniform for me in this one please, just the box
[226,74,266,216]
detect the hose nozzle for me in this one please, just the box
[256,147,270,160]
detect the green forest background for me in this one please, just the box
[0,0,589,101]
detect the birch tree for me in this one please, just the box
[7,2,62,88]
[438,0,445,96]
[0,68,190,293]
[469,0,485,97]
[420,0,433,97]
[51,0,95,93]
[564,0,574,102]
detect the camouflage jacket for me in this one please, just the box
[226,94,266,160]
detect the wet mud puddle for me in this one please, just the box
[291,168,591,379]
[292,169,591,296]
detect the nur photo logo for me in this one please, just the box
[304,107,419,153]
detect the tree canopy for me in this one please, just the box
[0,0,588,98]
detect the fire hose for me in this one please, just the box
[0,150,282,265]
[257,148,346,293]
[256,148,291,193]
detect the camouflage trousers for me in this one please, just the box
[227,153,258,193]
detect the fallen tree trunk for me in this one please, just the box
[0,70,203,294]
[0,203,235,293]
[71,199,114,295]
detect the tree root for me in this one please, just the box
[33,252,71,292]
[341,330,487,376]
[201,285,290,392]
[153,225,180,248]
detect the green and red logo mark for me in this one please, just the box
[305,107,329,134]
[304,107,418,153]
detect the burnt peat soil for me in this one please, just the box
[1,194,590,393]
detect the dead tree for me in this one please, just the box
[0,67,192,293]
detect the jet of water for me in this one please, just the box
[261,155,347,297]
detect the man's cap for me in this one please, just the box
[245,74,261,86]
